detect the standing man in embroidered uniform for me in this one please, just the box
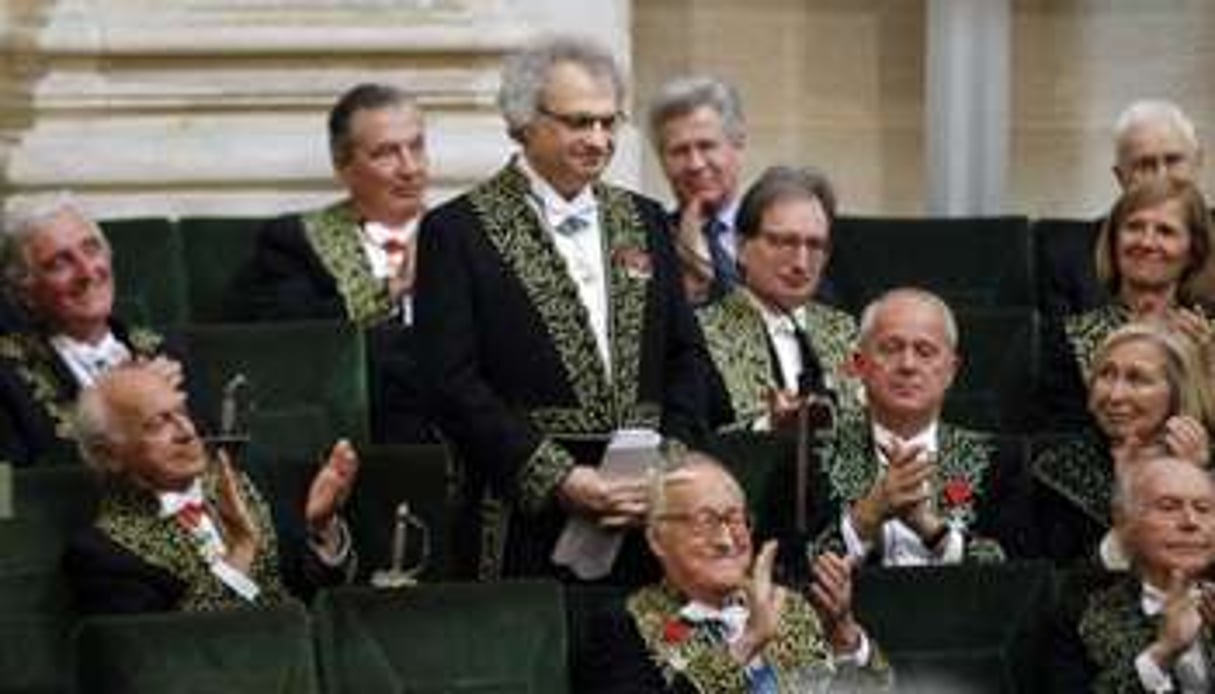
[415,36,708,582]
[817,288,1028,567]
[64,363,358,614]
[0,193,181,467]
[1050,456,1215,693]
[582,454,890,692]
[230,83,428,327]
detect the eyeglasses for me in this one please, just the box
[657,507,750,537]
[757,230,830,254]
[537,105,625,133]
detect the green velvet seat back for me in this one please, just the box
[825,215,1034,313]
[73,603,319,694]
[345,444,453,582]
[98,218,188,328]
[0,467,99,572]
[171,320,369,466]
[178,216,264,323]
[315,581,569,694]
[944,307,1040,434]
[854,561,1052,692]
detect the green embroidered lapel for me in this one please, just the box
[0,327,164,444]
[627,583,831,693]
[301,200,395,327]
[1064,304,1127,381]
[96,467,288,611]
[698,289,774,426]
[1031,434,1112,527]
[823,415,882,504]
[467,165,655,435]
[1079,577,1162,693]
[800,302,860,414]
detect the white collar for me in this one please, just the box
[1140,580,1204,616]
[872,419,939,461]
[744,289,805,336]
[678,594,749,642]
[158,478,205,518]
[362,218,418,246]
[516,154,597,224]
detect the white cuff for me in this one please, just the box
[308,517,352,567]
[834,629,872,668]
[840,511,872,561]
[211,560,261,602]
[1134,649,1176,693]
[936,526,965,563]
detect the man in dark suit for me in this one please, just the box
[583,454,890,692]
[415,35,708,582]
[647,76,747,306]
[228,83,433,442]
[1037,99,1203,319]
[64,362,358,614]
[229,82,428,327]
[0,193,180,467]
[1051,455,1215,692]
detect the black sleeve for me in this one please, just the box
[583,603,677,694]
[973,435,1035,559]
[1034,313,1094,434]
[63,528,184,616]
[225,215,348,322]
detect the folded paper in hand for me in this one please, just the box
[551,428,663,579]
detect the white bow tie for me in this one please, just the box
[159,481,206,518]
[679,598,749,642]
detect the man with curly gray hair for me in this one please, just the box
[415,35,708,583]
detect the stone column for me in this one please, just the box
[0,0,633,219]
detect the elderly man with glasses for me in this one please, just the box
[414,35,708,583]
[582,453,890,692]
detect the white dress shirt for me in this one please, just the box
[158,479,261,602]
[360,218,419,325]
[840,420,965,566]
[517,155,611,376]
[50,331,132,387]
[1135,581,1210,693]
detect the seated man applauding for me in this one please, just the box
[1052,456,1215,692]
[64,363,358,614]
[585,453,890,693]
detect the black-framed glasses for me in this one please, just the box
[757,229,830,255]
[657,506,751,538]
[537,105,626,133]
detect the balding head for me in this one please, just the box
[76,363,206,491]
[1114,456,1215,586]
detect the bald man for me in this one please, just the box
[64,363,358,614]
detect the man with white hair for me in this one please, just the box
[0,193,181,467]
[1039,99,1204,318]
[1051,456,1215,692]
[415,36,707,582]
[818,288,1024,567]
[64,362,358,614]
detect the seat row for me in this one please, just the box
[89,214,1095,329]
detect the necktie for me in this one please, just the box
[704,218,738,290]
[175,500,206,531]
[555,214,589,236]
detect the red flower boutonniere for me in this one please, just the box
[942,477,974,508]
[662,617,692,644]
[612,246,653,280]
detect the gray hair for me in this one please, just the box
[857,287,959,350]
[497,35,625,142]
[1113,456,1215,522]
[646,451,742,526]
[1,192,108,305]
[735,165,837,242]
[1113,99,1200,163]
[647,75,745,148]
[74,378,121,475]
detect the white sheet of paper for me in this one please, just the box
[550,428,662,579]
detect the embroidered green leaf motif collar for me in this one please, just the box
[302,199,397,328]
[627,582,830,692]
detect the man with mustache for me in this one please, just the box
[415,36,707,582]
[1051,456,1215,692]
[817,288,1025,567]
[0,193,181,467]
[231,82,428,327]
[64,363,358,614]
